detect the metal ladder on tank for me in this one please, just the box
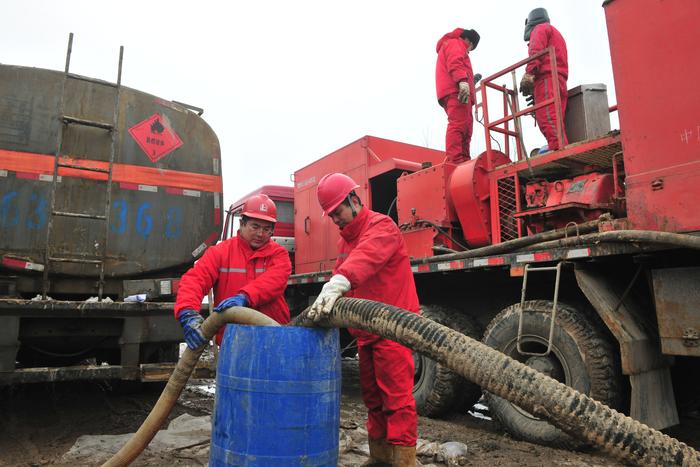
[42,33,124,299]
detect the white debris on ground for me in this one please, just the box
[31,294,116,303]
[30,294,53,300]
[341,426,469,466]
[124,294,147,302]
[468,401,492,421]
[187,381,216,397]
[61,413,211,465]
[434,441,469,466]
[85,296,114,303]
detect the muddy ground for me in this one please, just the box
[0,359,698,466]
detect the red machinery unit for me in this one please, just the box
[397,151,510,258]
[271,1,700,447]
[517,172,616,233]
[293,136,445,273]
[604,0,700,233]
[397,162,460,258]
[450,151,511,246]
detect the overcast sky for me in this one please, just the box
[1,1,618,210]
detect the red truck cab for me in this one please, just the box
[223,185,295,257]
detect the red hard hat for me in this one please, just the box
[241,193,277,223]
[317,173,360,215]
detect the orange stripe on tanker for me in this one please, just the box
[0,149,222,193]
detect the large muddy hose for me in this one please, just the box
[293,298,700,467]
[102,307,279,467]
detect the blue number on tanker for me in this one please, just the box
[26,193,47,230]
[0,193,185,238]
[0,192,20,228]
[165,206,182,239]
[136,202,153,238]
[111,200,128,234]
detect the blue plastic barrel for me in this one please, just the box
[210,325,341,466]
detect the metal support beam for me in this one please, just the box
[575,265,679,430]
[0,317,19,371]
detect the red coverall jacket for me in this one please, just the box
[333,207,419,445]
[526,23,568,81]
[435,28,475,105]
[174,235,292,344]
[333,208,420,345]
[526,23,569,150]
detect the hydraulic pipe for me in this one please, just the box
[524,230,700,251]
[102,307,279,467]
[413,217,606,265]
[294,299,700,467]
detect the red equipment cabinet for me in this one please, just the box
[605,0,700,232]
[293,136,444,273]
[397,162,459,258]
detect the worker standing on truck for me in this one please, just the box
[519,7,569,153]
[174,194,292,349]
[308,173,419,467]
[435,27,480,164]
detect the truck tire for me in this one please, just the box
[413,305,482,417]
[448,311,485,412]
[482,299,623,448]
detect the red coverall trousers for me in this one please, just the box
[358,338,417,446]
[534,75,568,151]
[442,93,473,163]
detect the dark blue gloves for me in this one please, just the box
[178,309,207,349]
[214,293,248,313]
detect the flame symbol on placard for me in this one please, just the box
[151,118,165,134]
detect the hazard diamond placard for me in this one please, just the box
[128,113,183,163]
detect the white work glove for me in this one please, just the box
[308,274,351,322]
[458,81,471,104]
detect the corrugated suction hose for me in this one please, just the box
[293,298,700,467]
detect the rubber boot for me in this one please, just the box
[360,438,393,466]
[391,444,416,467]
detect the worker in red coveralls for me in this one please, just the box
[519,8,569,153]
[435,27,480,164]
[174,194,292,349]
[308,173,419,467]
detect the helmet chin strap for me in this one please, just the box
[347,194,357,218]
